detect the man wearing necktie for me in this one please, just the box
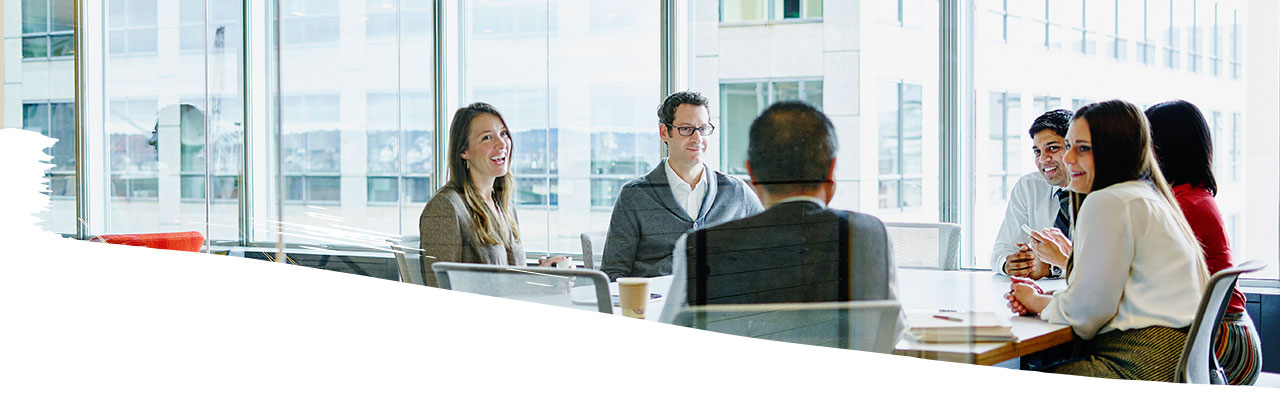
[990,110,1075,279]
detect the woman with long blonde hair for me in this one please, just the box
[419,102,568,287]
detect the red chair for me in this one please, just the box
[91,231,205,253]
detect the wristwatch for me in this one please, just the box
[1049,265,1064,279]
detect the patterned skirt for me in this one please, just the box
[1215,312,1263,385]
[1041,326,1188,382]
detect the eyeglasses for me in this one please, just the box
[665,123,716,137]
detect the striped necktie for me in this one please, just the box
[1054,189,1072,240]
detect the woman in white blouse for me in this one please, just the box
[1005,99,1209,381]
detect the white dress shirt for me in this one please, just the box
[1039,180,1208,340]
[990,172,1062,274]
[665,161,708,220]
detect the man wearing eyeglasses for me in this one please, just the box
[601,91,764,281]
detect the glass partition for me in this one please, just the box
[97,0,244,240]
[7,0,77,234]
[4,0,1276,282]
[270,0,434,251]
[445,0,660,255]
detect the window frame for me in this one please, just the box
[878,80,924,212]
[20,0,76,60]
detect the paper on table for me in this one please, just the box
[905,311,1017,343]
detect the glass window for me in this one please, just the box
[97,0,245,239]
[987,92,1022,203]
[1032,95,1060,113]
[13,0,77,235]
[16,0,1278,283]
[269,0,435,246]
[879,0,905,26]
[700,0,940,227]
[1122,0,1151,64]
[1229,112,1241,182]
[107,0,159,56]
[20,0,75,59]
[1230,9,1241,79]
[1165,0,1188,70]
[452,0,658,255]
[1082,0,1111,56]
[723,0,768,23]
[1210,3,1223,76]
[723,0,821,23]
[107,98,160,200]
[588,85,659,208]
[472,1,556,36]
[280,0,340,45]
[719,79,823,176]
[22,102,78,202]
[879,81,924,210]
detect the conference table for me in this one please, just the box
[891,269,1072,365]
[617,269,1072,366]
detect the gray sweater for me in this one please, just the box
[601,160,763,281]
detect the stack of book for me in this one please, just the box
[905,311,1018,343]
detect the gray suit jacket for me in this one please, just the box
[601,160,763,281]
[659,200,905,337]
[418,184,525,287]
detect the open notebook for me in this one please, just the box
[905,311,1018,343]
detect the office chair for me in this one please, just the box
[433,262,612,314]
[1176,260,1266,384]
[579,231,607,270]
[386,235,426,285]
[883,222,961,270]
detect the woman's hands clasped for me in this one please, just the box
[1004,276,1052,316]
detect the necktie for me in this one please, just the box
[1054,189,1072,240]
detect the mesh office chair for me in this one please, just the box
[579,231,607,270]
[883,222,961,270]
[671,300,903,353]
[386,235,427,286]
[1176,260,1266,384]
[433,262,612,314]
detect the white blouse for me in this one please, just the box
[1039,180,1208,340]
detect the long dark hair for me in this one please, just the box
[1064,100,1203,281]
[446,102,520,246]
[1145,100,1218,195]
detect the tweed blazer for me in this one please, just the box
[601,159,763,281]
[419,184,525,287]
[659,200,906,338]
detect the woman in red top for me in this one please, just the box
[1146,100,1262,385]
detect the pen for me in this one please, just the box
[933,314,964,322]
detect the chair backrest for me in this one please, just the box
[1177,260,1266,384]
[671,300,902,353]
[579,231,607,270]
[387,235,425,285]
[91,231,206,252]
[432,262,612,314]
[882,222,961,270]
